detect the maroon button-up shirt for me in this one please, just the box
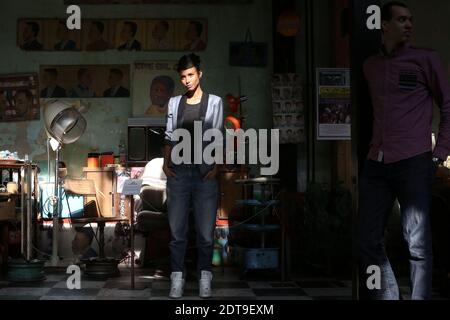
[363,44,450,163]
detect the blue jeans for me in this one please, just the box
[357,152,435,300]
[166,164,218,276]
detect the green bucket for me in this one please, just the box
[7,259,46,282]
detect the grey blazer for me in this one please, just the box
[164,93,223,174]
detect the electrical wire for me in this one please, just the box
[227,191,281,230]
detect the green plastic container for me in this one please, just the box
[7,259,46,282]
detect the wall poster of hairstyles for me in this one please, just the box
[39,65,130,99]
[132,61,185,117]
[18,19,208,52]
[0,73,40,122]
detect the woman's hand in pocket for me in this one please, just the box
[163,163,176,178]
[203,165,218,181]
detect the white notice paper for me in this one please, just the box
[121,179,143,196]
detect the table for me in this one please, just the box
[71,216,128,279]
[70,216,128,259]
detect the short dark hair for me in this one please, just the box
[27,22,40,36]
[77,68,89,79]
[44,68,58,77]
[92,21,105,34]
[177,53,201,72]
[75,227,95,245]
[124,21,138,37]
[189,21,203,37]
[110,68,123,78]
[381,1,409,22]
[157,20,169,31]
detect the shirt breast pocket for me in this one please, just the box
[398,70,418,91]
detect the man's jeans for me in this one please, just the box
[357,152,435,300]
[167,164,218,276]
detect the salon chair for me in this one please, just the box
[134,158,170,269]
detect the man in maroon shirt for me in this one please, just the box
[358,1,450,300]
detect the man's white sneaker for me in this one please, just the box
[199,270,213,298]
[169,271,185,299]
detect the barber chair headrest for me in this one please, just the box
[139,185,167,213]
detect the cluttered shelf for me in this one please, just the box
[0,157,40,272]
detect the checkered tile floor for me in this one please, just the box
[0,266,448,300]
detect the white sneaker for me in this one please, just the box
[169,272,185,299]
[199,270,213,298]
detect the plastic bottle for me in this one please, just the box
[119,140,126,167]
[116,168,130,217]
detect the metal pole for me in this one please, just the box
[47,138,51,183]
[51,148,60,266]
[130,196,135,290]
[26,164,32,261]
[20,166,24,257]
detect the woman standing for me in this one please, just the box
[163,53,223,298]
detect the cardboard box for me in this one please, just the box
[0,201,16,221]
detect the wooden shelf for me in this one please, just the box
[0,192,20,197]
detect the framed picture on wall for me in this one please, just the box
[145,20,176,51]
[316,68,351,140]
[272,73,305,144]
[18,18,208,52]
[0,73,40,122]
[17,19,44,51]
[39,65,130,98]
[115,20,145,51]
[132,61,184,117]
[43,19,81,51]
[175,20,208,52]
[81,20,114,51]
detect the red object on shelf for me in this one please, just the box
[226,94,247,113]
[216,218,229,227]
[100,152,114,167]
[226,94,239,113]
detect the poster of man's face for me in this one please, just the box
[39,65,130,99]
[43,20,81,51]
[115,20,145,51]
[273,102,281,113]
[132,61,184,117]
[82,20,113,51]
[146,20,175,51]
[175,20,208,52]
[0,74,40,122]
[17,20,44,51]
[294,100,304,113]
[272,74,282,86]
[284,101,293,113]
